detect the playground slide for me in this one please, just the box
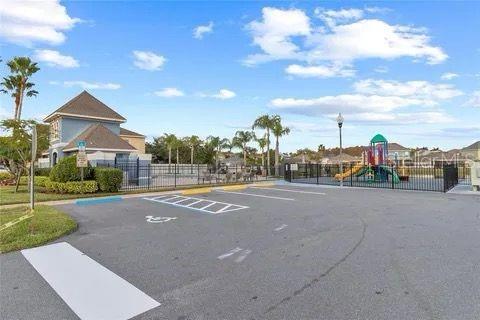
[334,164,363,181]
[378,165,401,184]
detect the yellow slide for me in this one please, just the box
[334,164,363,181]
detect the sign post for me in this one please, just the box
[76,141,88,181]
[30,125,37,211]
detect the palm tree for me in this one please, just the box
[1,57,40,120]
[207,136,230,170]
[163,133,177,171]
[186,135,201,166]
[232,130,254,166]
[272,116,290,176]
[252,114,276,175]
[255,133,267,169]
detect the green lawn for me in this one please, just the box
[0,185,90,205]
[0,205,77,253]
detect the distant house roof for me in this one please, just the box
[463,141,480,150]
[388,143,409,151]
[44,91,126,123]
[119,127,145,137]
[63,124,136,152]
[325,153,359,164]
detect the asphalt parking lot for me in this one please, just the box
[1,184,480,320]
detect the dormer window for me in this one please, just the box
[50,119,59,140]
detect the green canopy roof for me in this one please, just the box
[370,134,388,143]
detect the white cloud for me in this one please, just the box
[353,79,463,101]
[0,0,81,46]
[59,81,121,90]
[314,8,364,27]
[270,78,462,124]
[34,49,79,68]
[245,7,447,68]
[440,72,459,80]
[285,63,355,78]
[244,7,311,65]
[464,90,480,108]
[200,89,236,100]
[193,22,214,39]
[154,87,185,98]
[133,50,166,71]
[270,94,425,115]
[212,89,236,99]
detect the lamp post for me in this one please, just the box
[336,113,344,187]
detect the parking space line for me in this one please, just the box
[218,247,243,260]
[22,242,160,320]
[215,190,295,201]
[250,187,326,195]
[144,196,249,215]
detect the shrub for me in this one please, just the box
[94,168,123,192]
[49,155,93,183]
[0,172,13,182]
[19,176,50,187]
[35,167,51,177]
[45,179,97,194]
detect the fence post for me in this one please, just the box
[316,163,319,184]
[148,163,151,190]
[197,163,200,185]
[136,157,140,186]
[391,164,395,189]
[174,163,177,188]
[350,163,353,187]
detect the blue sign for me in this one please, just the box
[76,140,86,148]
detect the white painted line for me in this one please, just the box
[162,196,181,202]
[184,199,203,207]
[21,242,160,320]
[216,190,295,201]
[170,197,190,204]
[216,204,233,213]
[199,202,216,210]
[218,247,242,260]
[235,249,252,263]
[250,187,326,195]
[274,224,288,231]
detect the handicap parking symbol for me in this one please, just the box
[145,216,177,223]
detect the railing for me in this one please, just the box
[285,163,460,192]
[99,163,281,191]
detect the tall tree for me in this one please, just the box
[272,116,290,175]
[163,133,177,170]
[0,120,49,192]
[232,130,254,166]
[206,136,229,169]
[1,57,40,120]
[186,135,201,165]
[252,114,276,175]
[255,133,267,168]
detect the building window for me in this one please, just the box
[50,119,59,140]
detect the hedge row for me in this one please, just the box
[19,176,50,187]
[49,156,94,183]
[45,180,98,194]
[94,168,123,192]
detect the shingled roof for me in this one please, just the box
[63,124,136,151]
[44,91,126,122]
[119,127,145,137]
[463,141,480,150]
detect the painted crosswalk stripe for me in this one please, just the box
[144,196,249,214]
[21,242,160,320]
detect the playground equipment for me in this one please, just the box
[359,134,400,184]
[334,164,363,181]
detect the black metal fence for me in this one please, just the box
[100,162,280,191]
[285,163,459,192]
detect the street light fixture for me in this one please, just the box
[336,113,344,187]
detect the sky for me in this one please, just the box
[0,0,479,152]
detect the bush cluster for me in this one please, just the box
[34,168,51,177]
[0,172,13,182]
[19,176,50,187]
[45,179,98,194]
[94,168,123,192]
[49,155,93,183]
